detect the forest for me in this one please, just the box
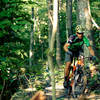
[0,0,100,100]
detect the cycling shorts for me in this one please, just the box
[65,50,83,63]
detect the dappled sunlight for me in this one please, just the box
[0,0,100,100]
[24,88,36,92]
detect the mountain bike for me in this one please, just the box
[65,55,91,98]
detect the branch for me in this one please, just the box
[91,17,100,30]
[0,80,5,100]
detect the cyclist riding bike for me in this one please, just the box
[63,25,96,88]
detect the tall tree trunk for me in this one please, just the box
[56,0,62,66]
[47,0,53,48]
[84,0,93,46]
[76,0,90,57]
[47,0,56,99]
[66,0,72,40]
[48,0,58,99]
[59,0,63,10]
[84,0,97,56]
[29,7,34,67]
[77,0,97,58]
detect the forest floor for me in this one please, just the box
[45,67,100,100]
[45,78,100,100]
[11,65,100,100]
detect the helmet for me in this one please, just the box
[76,25,84,33]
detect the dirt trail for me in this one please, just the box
[10,68,100,100]
[45,79,100,100]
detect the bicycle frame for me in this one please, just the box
[64,56,87,97]
[66,56,92,97]
[68,57,84,86]
[65,56,93,98]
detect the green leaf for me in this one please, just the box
[0,11,7,17]
[15,17,23,21]
[3,0,9,3]
[0,19,11,26]
[0,84,3,90]
[3,76,8,80]
[17,20,29,25]
[0,31,8,37]
[11,25,22,31]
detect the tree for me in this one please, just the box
[47,0,53,48]
[66,0,72,40]
[76,0,99,57]
[47,0,58,99]
[29,7,34,67]
[0,0,32,99]
[56,0,62,66]
[76,0,91,56]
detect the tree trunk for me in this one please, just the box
[49,0,58,99]
[47,0,57,99]
[66,0,72,40]
[84,0,93,51]
[77,0,96,58]
[29,7,34,67]
[76,0,90,57]
[47,0,53,47]
[84,0,97,56]
[59,0,63,10]
[56,0,62,66]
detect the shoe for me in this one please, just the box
[63,80,68,88]
[63,77,70,88]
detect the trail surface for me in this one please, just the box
[45,80,100,100]
[11,67,100,100]
[45,68,100,100]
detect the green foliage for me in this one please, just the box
[92,28,100,57]
[59,11,67,61]
[0,0,100,99]
[90,0,100,23]
[0,0,32,38]
[0,0,33,99]
[88,73,100,93]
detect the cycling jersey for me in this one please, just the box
[67,34,90,52]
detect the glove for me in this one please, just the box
[67,50,73,55]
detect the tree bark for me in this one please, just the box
[48,0,53,47]
[76,0,90,57]
[84,0,98,57]
[76,0,97,58]
[59,0,63,11]
[66,0,72,40]
[47,0,57,99]
[56,0,62,66]
[29,7,34,67]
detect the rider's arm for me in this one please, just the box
[64,35,75,52]
[83,36,95,56]
[88,46,95,56]
[63,43,70,52]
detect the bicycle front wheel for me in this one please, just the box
[72,69,87,97]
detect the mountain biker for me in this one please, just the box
[63,25,96,88]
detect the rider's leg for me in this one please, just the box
[64,61,72,79]
[64,52,73,88]
[63,62,72,88]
